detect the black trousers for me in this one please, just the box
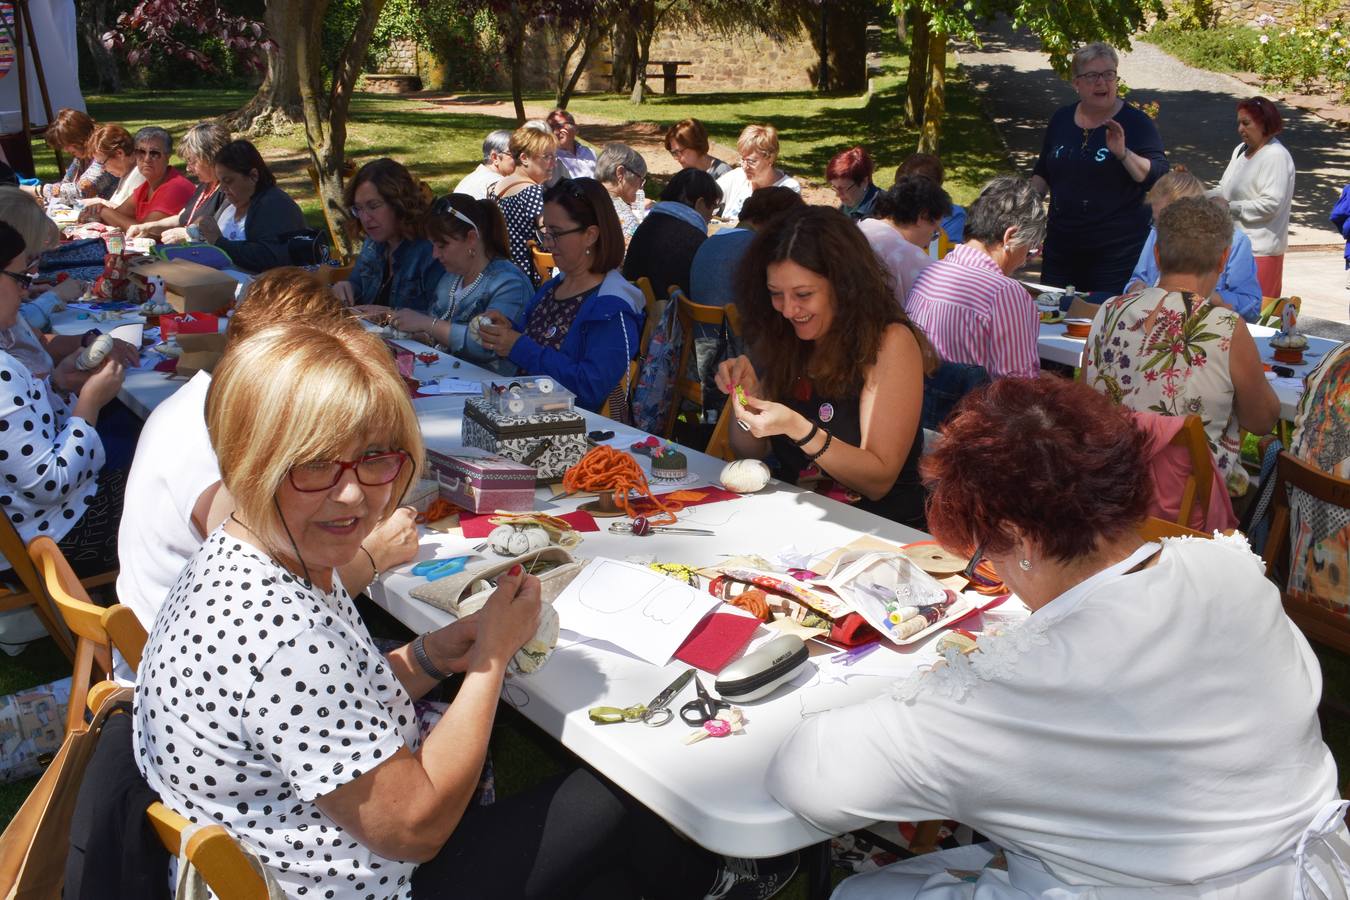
[411,768,717,900]
[1040,225,1148,295]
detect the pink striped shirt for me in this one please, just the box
[905,244,1040,379]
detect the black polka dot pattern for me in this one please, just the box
[133,529,419,899]
[493,184,544,284]
[0,353,104,567]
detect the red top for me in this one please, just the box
[132,168,196,223]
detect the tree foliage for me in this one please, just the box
[101,0,271,72]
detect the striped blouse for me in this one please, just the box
[904,244,1040,379]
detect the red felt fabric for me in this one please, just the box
[674,612,761,673]
[458,509,600,538]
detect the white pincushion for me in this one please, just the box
[720,458,771,494]
[76,334,115,371]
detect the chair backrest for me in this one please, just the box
[663,290,727,438]
[528,241,555,284]
[1258,295,1302,328]
[0,508,74,661]
[704,394,738,462]
[1137,516,1209,543]
[1169,414,1214,528]
[1262,451,1350,654]
[28,537,146,734]
[633,276,660,362]
[146,802,272,899]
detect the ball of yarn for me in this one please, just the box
[468,314,493,343]
[76,334,115,371]
[488,523,551,556]
[720,459,771,494]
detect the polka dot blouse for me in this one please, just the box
[494,183,544,284]
[134,528,420,900]
[0,350,104,564]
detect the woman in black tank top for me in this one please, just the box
[715,206,935,529]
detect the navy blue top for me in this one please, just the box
[1032,102,1168,244]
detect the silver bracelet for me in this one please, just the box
[411,633,450,681]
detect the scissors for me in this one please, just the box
[588,668,694,727]
[679,675,731,727]
[411,555,472,582]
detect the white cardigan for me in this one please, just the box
[1217,138,1296,256]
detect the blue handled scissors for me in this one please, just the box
[411,555,472,581]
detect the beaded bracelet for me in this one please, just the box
[791,423,820,448]
[806,431,833,462]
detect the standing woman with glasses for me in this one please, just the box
[382,194,533,374]
[1030,43,1168,294]
[715,124,801,223]
[478,178,645,415]
[489,125,558,285]
[334,158,444,314]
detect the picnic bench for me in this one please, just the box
[645,59,693,95]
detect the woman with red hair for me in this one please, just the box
[826,146,879,220]
[1216,96,1295,297]
[769,374,1350,900]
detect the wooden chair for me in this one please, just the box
[662,289,728,438]
[529,241,555,283]
[1262,451,1350,655]
[633,276,660,363]
[606,359,639,424]
[1169,415,1214,529]
[0,507,107,662]
[28,536,147,734]
[1258,295,1302,328]
[704,395,737,462]
[146,802,271,899]
[1137,516,1209,543]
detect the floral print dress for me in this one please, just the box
[1289,343,1350,611]
[1084,287,1246,494]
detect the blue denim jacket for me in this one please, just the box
[19,291,63,332]
[429,258,532,375]
[346,236,444,313]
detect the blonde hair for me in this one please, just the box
[736,124,780,161]
[206,322,424,552]
[0,186,59,256]
[509,126,557,164]
[227,267,351,343]
[1155,196,1232,277]
[1145,168,1205,213]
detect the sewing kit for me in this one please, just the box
[425,448,537,513]
[462,382,588,483]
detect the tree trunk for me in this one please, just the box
[76,0,119,93]
[905,7,928,126]
[295,0,386,261]
[629,24,654,104]
[918,29,947,155]
[555,19,602,109]
[504,3,527,124]
[225,0,304,135]
[611,18,637,94]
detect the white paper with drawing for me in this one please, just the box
[551,557,721,665]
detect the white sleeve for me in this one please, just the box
[766,694,951,835]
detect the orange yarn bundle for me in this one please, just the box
[563,445,682,526]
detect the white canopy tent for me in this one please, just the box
[0,0,84,125]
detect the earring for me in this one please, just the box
[585,247,592,255]
[1018,559,1032,571]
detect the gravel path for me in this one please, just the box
[957,18,1349,245]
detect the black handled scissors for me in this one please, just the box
[679,675,731,727]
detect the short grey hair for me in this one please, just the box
[180,121,230,165]
[482,129,511,162]
[965,176,1046,250]
[1156,196,1232,276]
[134,125,173,155]
[523,119,552,135]
[595,143,647,185]
[1072,42,1119,77]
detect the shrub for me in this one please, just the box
[1145,21,1262,73]
[1251,0,1350,100]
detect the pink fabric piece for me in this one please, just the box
[1133,409,1238,532]
[904,244,1041,379]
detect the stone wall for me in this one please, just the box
[1215,0,1300,26]
[381,38,420,76]
[644,26,820,93]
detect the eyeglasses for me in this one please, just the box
[960,542,1003,589]
[535,225,586,247]
[1074,69,1117,84]
[134,147,165,159]
[287,450,409,493]
[741,153,766,166]
[349,200,387,219]
[1,270,34,290]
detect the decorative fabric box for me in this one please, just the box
[461,396,587,483]
[426,449,536,513]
